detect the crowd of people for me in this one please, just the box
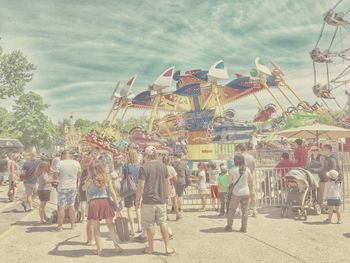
[0,137,344,255]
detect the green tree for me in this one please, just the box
[0,46,35,99]
[11,92,56,151]
[74,118,101,135]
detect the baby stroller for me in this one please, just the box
[280,168,321,220]
[49,182,82,224]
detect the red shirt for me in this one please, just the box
[294,145,308,168]
[275,159,294,177]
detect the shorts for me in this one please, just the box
[175,183,186,197]
[124,194,136,208]
[210,185,219,199]
[327,199,341,207]
[199,188,207,195]
[24,183,36,196]
[58,189,77,207]
[38,190,51,202]
[141,203,167,228]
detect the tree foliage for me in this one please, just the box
[11,92,56,151]
[74,118,101,135]
[0,47,35,99]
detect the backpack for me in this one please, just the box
[120,165,137,198]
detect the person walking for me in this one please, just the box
[319,144,339,207]
[191,162,207,212]
[323,170,342,224]
[55,151,81,231]
[135,146,175,255]
[79,155,92,223]
[225,154,253,233]
[163,155,180,220]
[239,144,258,217]
[36,161,53,224]
[84,160,122,255]
[172,153,189,213]
[0,154,9,185]
[21,152,41,212]
[122,149,141,235]
[8,153,20,202]
[208,162,219,211]
[218,164,229,216]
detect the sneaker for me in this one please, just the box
[224,225,233,232]
[323,219,331,224]
[337,220,342,224]
[252,211,258,217]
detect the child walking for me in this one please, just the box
[324,170,342,224]
[218,164,229,216]
[36,161,53,224]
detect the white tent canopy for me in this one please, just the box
[274,123,350,140]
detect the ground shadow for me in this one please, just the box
[11,220,42,226]
[256,207,283,220]
[200,227,230,233]
[48,236,150,258]
[198,214,223,219]
[26,226,57,233]
[2,209,26,214]
[343,233,350,239]
[302,221,327,226]
[0,197,9,203]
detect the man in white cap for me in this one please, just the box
[135,146,175,255]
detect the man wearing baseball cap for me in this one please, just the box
[135,146,175,255]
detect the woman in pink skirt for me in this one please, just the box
[84,160,122,255]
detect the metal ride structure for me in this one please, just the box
[88,58,324,159]
[103,75,137,130]
[311,0,350,121]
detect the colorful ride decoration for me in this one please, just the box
[99,56,331,159]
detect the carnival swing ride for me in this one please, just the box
[310,0,350,127]
[84,56,330,160]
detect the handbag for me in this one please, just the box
[115,212,130,242]
[120,165,137,198]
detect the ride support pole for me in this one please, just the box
[147,92,161,133]
[261,81,286,113]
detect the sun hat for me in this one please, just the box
[145,145,156,156]
[327,170,339,180]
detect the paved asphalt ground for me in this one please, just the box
[0,184,349,263]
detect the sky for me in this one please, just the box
[0,0,349,123]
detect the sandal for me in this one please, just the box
[114,243,123,253]
[142,247,154,254]
[94,250,102,256]
[165,248,176,256]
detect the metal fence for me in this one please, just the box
[182,166,350,209]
